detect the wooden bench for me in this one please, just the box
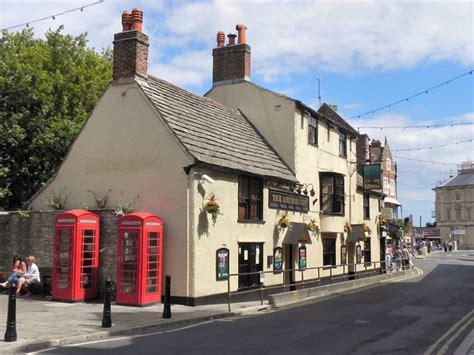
[0,267,52,297]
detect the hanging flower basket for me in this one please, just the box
[204,193,221,226]
[379,217,387,226]
[344,222,352,233]
[305,219,320,237]
[362,223,372,235]
[278,214,292,229]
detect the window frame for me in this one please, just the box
[238,175,264,222]
[363,193,370,220]
[308,113,318,146]
[320,173,345,215]
[339,130,347,158]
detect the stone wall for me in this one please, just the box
[0,209,119,297]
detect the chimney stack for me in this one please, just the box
[113,8,149,81]
[212,24,251,86]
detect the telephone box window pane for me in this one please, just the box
[148,239,158,246]
[58,267,69,274]
[83,237,94,244]
[123,264,137,270]
[82,268,93,274]
[147,271,157,277]
[82,245,94,251]
[124,255,137,262]
[148,255,157,262]
[122,279,136,286]
[124,240,137,247]
[83,252,94,259]
[59,274,69,281]
[124,248,136,255]
[83,229,95,236]
[82,259,93,266]
[148,247,157,254]
[147,286,157,293]
[147,279,157,285]
[59,251,69,259]
[58,281,68,289]
[124,232,138,239]
[122,287,135,294]
[122,271,136,279]
[149,232,158,239]
[59,259,69,267]
[148,263,157,270]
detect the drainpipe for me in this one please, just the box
[187,167,196,300]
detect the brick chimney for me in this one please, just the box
[113,8,149,81]
[212,24,251,86]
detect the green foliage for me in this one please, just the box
[0,27,112,209]
[115,193,140,216]
[88,189,112,209]
[45,186,70,210]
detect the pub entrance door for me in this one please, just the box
[238,243,263,289]
[284,243,295,291]
[348,241,356,280]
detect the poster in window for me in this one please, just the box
[216,248,229,280]
[298,246,307,270]
[341,245,347,265]
[356,245,362,263]
[273,247,283,272]
[363,164,382,190]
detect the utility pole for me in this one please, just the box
[316,76,321,108]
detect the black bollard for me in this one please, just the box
[4,285,17,342]
[101,278,112,328]
[162,275,171,319]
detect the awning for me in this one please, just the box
[346,224,368,243]
[384,197,401,206]
[283,222,312,245]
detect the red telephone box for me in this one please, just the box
[116,212,163,306]
[52,210,100,301]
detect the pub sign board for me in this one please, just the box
[216,248,230,280]
[298,246,307,270]
[363,164,382,190]
[269,189,309,213]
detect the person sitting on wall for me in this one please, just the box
[0,255,27,288]
[16,256,41,296]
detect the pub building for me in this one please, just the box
[29,10,382,305]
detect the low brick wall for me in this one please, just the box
[0,209,119,298]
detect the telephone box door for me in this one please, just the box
[117,229,141,304]
[53,226,75,300]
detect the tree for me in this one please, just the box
[0,27,112,209]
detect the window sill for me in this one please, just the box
[320,212,345,217]
[322,265,337,270]
[237,219,266,224]
[308,142,319,148]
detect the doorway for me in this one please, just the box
[238,243,263,289]
[284,243,295,291]
[347,241,356,280]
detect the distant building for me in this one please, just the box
[433,161,474,249]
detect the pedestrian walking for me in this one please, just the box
[393,246,403,271]
[402,245,411,270]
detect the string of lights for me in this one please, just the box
[351,70,473,119]
[397,182,431,190]
[1,1,104,32]
[399,197,434,203]
[355,122,473,130]
[393,139,473,152]
[394,156,458,166]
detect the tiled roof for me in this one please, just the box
[317,103,359,137]
[437,171,474,188]
[137,76,297,182]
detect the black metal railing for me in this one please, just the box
[226,261,390,312]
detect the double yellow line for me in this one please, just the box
[424,309,474,355]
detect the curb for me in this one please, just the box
[3,311,235,353]
[269,268,421,309]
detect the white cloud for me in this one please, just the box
[2,1,472,87]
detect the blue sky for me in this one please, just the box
[1,0,473,225]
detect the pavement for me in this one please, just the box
[0,250,472,354]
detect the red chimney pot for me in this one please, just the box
[216,31,225,48]
[121,11,132,31]
[131,8,143,32]
[236,24,247,44]
[227,33,236,46]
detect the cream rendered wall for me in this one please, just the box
[30,81,194,297]
[206,82,297,171]
[189,168,316,297]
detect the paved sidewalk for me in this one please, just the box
[0,296,243,353]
